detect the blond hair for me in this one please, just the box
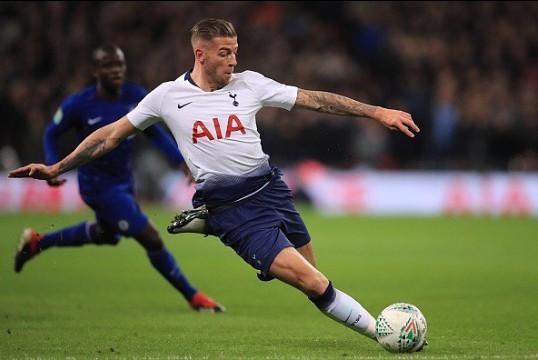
[190,18,236,45]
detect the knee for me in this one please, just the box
[299,271,329,297]
[90,223,120,245]
[135,225,164,252]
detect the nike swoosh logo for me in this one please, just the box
[87,116,102,125]
[178,102,192,109]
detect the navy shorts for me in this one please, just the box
[81,185,149,237]
[207,172,311,277]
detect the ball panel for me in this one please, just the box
[375,303,427,353]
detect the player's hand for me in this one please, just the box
[374,107,420,138]
[46,176,67,187]
[8,163,58,181]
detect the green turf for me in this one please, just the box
[1,207,537,359]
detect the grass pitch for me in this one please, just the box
[1,207,537,359]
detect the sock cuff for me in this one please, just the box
[309,281,336,310]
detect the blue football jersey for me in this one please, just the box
[44,82,183,195]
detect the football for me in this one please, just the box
[375,303,428,353]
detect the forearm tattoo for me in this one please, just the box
[58,137,119,174]
[299,90,377,118]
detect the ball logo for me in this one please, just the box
[401,318,418,341]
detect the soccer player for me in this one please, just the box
[10,20,420,340]
[13,44,224,313]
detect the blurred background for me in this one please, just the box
[2,4,538,357]
[1,1,537,214]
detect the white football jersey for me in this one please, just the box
[127,70,297,183]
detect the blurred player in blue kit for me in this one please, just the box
[10,20,422,343]
[13,44,224,313]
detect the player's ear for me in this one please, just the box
[195,48,205,64]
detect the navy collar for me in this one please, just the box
[184,70,200,88]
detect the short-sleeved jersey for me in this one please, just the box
[44,82,182,194]
[126,71,297,187]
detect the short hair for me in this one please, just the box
[190,18,236,45]
[91,44,123,66]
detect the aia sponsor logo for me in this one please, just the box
[192,114,246,143]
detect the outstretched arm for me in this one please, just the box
[295,89,420,138]
[9,116,138,180]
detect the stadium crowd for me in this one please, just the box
[1,1,537,172]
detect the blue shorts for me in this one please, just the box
[207,170,311,277]
[80,184,149,237]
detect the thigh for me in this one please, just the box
[82,190,149,237]
[207,176,311,277]
[296,242,316,267]
[231,226,293,276]
[255,177,311,248]
[208,199,291,276]
[279,205,311,249]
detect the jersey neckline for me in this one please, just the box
[182,70,235,93]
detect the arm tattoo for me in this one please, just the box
[298,89,377,118]
[57,137,120,174]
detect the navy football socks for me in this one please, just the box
[147,248,197,301]
[38,222,92,250]
[309,281,336,310]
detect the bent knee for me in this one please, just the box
[299,271,329,297]
[90,223,121,245]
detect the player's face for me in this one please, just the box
[94,49,127,91]
[202,36,238,88]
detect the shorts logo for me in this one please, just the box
[251,254,262,267]
[118,220,130,231]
